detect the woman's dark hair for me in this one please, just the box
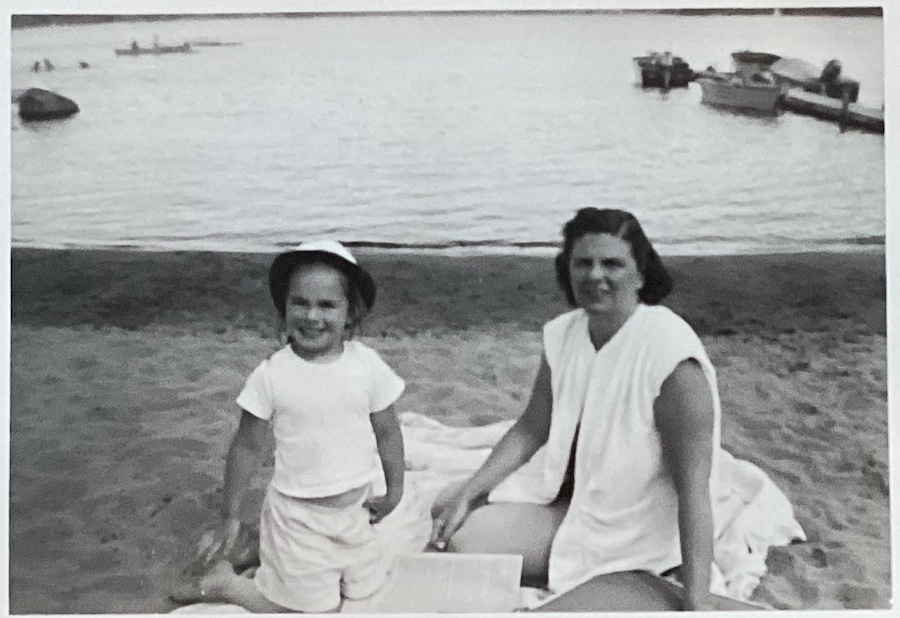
[277,255,369,338]
[554,208,672,306]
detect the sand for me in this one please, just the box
[7,247,889,613]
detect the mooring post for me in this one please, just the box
[839,85,850,133]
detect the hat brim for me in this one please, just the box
[268,250,377,315]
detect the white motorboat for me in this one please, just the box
[697,50,784,113]
[698,74,784,113]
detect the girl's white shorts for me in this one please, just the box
[254,484,387,612]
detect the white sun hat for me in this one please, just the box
[268,240,376,315]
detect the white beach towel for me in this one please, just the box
[173,411,804,613]
[385,412,805,601]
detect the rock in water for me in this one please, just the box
[18,88,80,122]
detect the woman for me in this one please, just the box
[430,208,719,611]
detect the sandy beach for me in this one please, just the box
[8,247,889,613]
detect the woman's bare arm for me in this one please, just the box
[456,354,552,500]
[430,355,554,545]
[654,359,716,611]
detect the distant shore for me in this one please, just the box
[11,7,883,30]
[8,247,890,612]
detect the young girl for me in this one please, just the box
[173,240,406,613]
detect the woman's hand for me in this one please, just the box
[195,518,242,564]
[429,487,478,551]
[364,489,403,524]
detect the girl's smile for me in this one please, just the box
[284,264,351,362]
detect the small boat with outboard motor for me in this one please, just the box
[632,51,694,89]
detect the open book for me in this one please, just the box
[341,553,524,613]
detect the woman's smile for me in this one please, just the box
[579,287,610,302]
[568,233,643,318]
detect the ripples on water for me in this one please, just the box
[10,12,885,256]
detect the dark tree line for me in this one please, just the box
[11,7,882,30]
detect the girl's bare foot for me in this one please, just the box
[169,561,236,604]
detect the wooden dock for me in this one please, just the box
[780,87,884,133]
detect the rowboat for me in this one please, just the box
[114,42,194,56]
[188,40,242,47]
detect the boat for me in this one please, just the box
[188,40,242,47]
[632,51,694,88]
[770,57,860,103]
[697,51,784,113]
[114,42,194,56]
[730,50,781,74]
[698,75,783,113]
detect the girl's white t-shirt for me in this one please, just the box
[236,341,405,498]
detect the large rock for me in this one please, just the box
[18,88,79,122]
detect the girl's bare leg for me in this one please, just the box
[170,561,337,613]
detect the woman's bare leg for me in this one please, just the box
[534,571,683,612]
[446,501,568,587]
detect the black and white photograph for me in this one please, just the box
[4,0,894,613]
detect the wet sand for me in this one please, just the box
[8,247,889,612]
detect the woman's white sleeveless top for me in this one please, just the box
[491,304,721,592]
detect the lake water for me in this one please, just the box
[10,12,886,256]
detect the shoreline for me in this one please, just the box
[8,246,890,612]
[7,238,887,258]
